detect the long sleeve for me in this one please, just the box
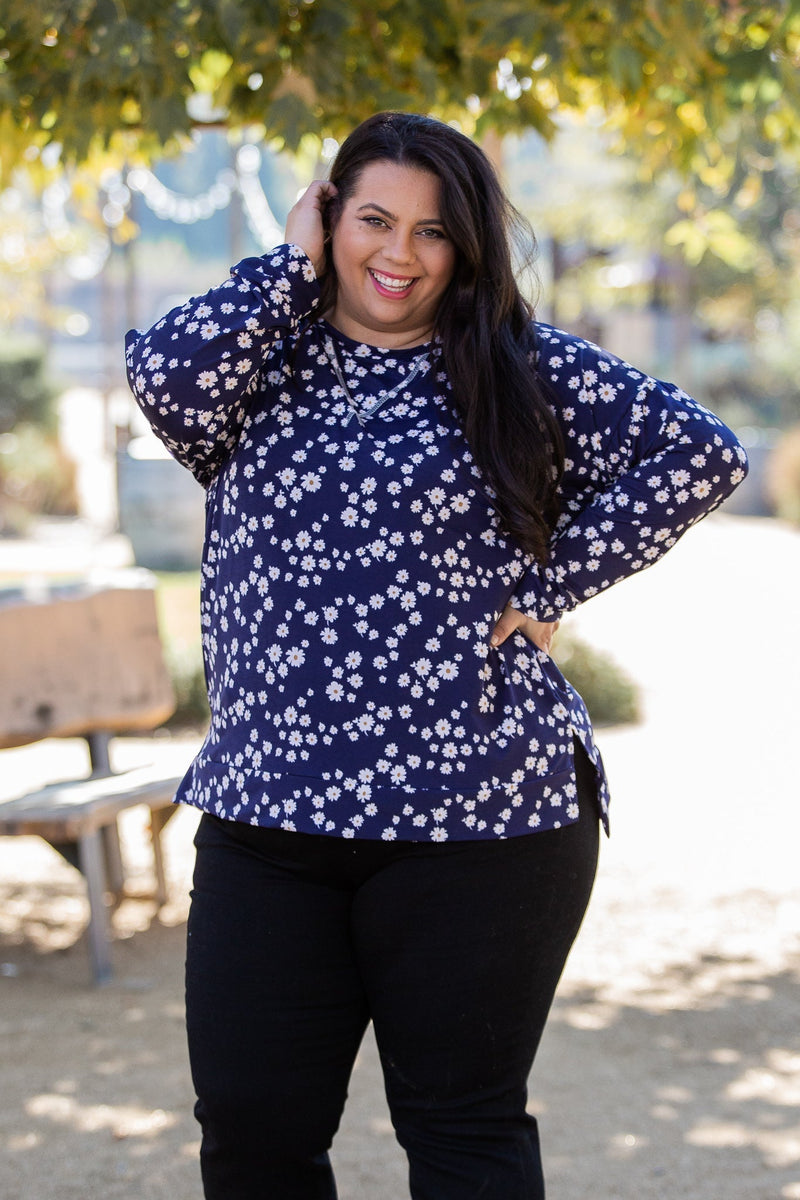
[124,243,320,486]
[511,324,748,622]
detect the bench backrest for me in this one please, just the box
[0,582,176,750]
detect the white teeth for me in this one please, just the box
[371,270,415,291]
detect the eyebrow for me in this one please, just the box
[355,202,444,226]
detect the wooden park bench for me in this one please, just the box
[0,577,188,984]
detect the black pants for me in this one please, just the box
[185,749,599,1200]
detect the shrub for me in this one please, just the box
[163,643,210,731]
[553,629,641,727]
[0,340,56,433]
[0,425,78,534]
[0,340,76,534]
[764,425,800,524]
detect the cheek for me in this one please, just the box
[433,247,457,288]
[332,230,372,275]
[331,242,356,286]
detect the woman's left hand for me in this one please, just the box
[284,179,338,278]
[490,605,559,654]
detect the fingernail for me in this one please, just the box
[490,635,500,647]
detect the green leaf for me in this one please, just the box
[1,0,799,176]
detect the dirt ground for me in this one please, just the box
[2,514,800,1200]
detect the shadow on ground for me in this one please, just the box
[533,949,800,1200]
[2,865,798,1199]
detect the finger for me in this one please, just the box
[538,620,560,654]
[302,179,338,211]
[490,608,522,647]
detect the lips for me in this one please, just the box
[369,269,417,297]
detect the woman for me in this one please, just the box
[126,112,747,1199]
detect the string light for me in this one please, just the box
[125,146,285,250]
[126,165,235,224]
[234,144,283,249]
[1,144,288,282]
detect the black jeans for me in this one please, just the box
[185,748,599,1200]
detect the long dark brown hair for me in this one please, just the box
[319,111,564,565]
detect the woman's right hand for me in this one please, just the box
[284,179,338,279]
[490,605,560,655]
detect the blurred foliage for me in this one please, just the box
[153,571,209,730]
[2,2,799,385]
[0,423,77,533]
[553,628,641,728]
[0,1,798,182]
[0,164,121,327]
[509,118,800,324]
[506,116,800,427]
[0,339,55,432]
[162,641,210,730]
[0,340,74,533]
[764,424,800,522]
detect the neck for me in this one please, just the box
[323,308,434,350]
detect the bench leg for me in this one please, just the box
[78,829,114,986]
[148,807,173,907]
[101,821,125,899]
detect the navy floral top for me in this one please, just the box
[125,244,747,841]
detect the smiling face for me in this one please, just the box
[327,160,457,348]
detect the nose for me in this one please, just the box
[384,227,416,265]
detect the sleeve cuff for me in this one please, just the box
[509,559,579,623]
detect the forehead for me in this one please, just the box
[347,160,442,211]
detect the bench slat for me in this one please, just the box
[0,766,184,839]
